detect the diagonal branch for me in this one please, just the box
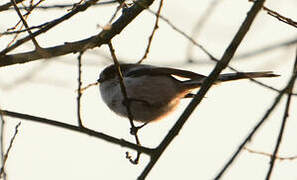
[138,0,266,179]
[265,48,297,179]
[0,0,25,12]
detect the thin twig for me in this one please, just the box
[80,82,99,92]
[138,0,164,64]
[186,0,222,61]
[265,48,297,179]
[249,0,297,28]
[244,147,297,161]
[1,23,49,35]
[139,0,266,178]
[77,52,84,127]
[107,42,142,164]
[143,7,216,61]
[1,1,116,11]
[108,1,126,24]
[189,37,297,64]
[0,111,6,180]
[0,122,21,177]
[107,42,135,131]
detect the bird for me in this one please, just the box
[98,63,278,123]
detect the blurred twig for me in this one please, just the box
[186,0,222,61]
[0,111,6,180]
[189,37,297,64]
[0,122,21,177]
[0,60,50,91]
[244,147,297,161]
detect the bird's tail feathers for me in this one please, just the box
[181,71,279,90]
[217,71,279,82]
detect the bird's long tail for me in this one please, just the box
[217,71,279,82]
[181,71,279,90]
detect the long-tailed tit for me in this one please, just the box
[98,64,278,123]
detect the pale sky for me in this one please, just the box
[0,0,297,179]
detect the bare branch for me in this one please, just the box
[108,41,142,164]
[77,52,84,127]
[249,0,297,28]
[265,47,297,179]
[0,110,153,155]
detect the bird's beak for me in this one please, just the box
[97,78,102,83]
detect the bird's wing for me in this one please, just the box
[126,67,206,80]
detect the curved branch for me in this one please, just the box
[0,109,153,155]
